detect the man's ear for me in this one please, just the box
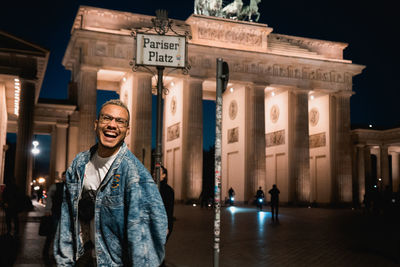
[94,120,98,131]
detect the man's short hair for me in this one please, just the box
[99,99,130,123]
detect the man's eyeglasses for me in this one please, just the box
[99,114,129,127]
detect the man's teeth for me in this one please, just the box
[104,132,117,138]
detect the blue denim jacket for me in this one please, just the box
[54,143,167,266]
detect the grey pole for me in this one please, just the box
[214,58,223,267]
[154,66,164,188]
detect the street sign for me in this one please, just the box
[136,33,186,68]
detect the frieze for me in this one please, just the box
[167,122,180,142]
[309,132,326,148]
[228,127,239,144]
[189,56,352,85]
[195,21,264,46]
[266,130,285,147]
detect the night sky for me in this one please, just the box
[2,0,399,173]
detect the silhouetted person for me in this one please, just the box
[42,171,66,262]
[2,182,23,236]
[256,186,265,210]
[159,166,175,267]
[268,184,280,221]
[228,187,235,205]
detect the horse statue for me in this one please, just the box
[221,0,243,20]
[194,0,223,17]
[238,0,261,22]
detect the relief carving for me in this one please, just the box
[167,122,180,142]
[196,21,263,46]
[266,130,285,147]
[228,127,239,144]
[309,132,326,148]
[189,56,351,85]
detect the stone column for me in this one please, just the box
[333,93,353,203]
[391,152,399,192]
[364,146,372,192]
[76,67,97,152]
[67,112,80,166]
[49,125,57,185]
[125,73,152,170]
[245,84,266,201]
[380,145,390,189]
[288,90,310,204]
[355,145,366,204]
[50,123,68,184]
[14,80,35,194]
[181,77,203,200]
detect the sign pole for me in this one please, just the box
[154,66,164,188]
[214,58,229,267]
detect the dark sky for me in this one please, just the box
[2,0,399,144]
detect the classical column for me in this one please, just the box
[355,145,366,204]
[363,145,372,192]
[76,67,97,152]
[49,125,57,185]
[380,145,390,189]
[49,123,68,185]
[288,90,310,204]
[391,152,399,192]
[67,112,80,166]
[332,93,353,203]
[14,79,35,194]
[124,73,152,170]
[245,84,266,201]
[0,83,6,185]
[181,77,203,200]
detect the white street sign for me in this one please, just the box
[136,33,186,68]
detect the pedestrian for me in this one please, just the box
[2,182,23,236]
[228,187,235,206]
[159,165,174,267]
[42,171,66,262]
[268,184,280,221]
[256,186,265,210]
[54,99,168,266]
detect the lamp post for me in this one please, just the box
[31,140,40,191]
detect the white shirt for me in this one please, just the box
[80,148,120,252]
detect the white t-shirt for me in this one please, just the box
[79,149,120,251]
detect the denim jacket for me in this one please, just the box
[54,143,167,266]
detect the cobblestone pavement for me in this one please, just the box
[2,201,399,267]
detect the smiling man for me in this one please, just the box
[54,99,167,267]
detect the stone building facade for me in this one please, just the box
[5,6,396,207]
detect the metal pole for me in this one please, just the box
[154,66,164,188]
[214,58,224,267]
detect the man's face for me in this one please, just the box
[95,104,130,156]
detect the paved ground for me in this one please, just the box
[1,200,399,266]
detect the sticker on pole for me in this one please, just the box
[136,33,186,68]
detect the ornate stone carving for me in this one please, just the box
[170,96,177,115]
[309,108,319,126]
[309,132,326,148]
[189,55,352,86]
[228,127,239,143]
[196,21,263,46]
[270,104,279,123]
[229,100,238,120]
[167,122,180,141]
[266,130,285,147]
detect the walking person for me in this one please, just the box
[42,171,66,263]
[2,182,23,236]
[228,187,235,206]
[268,184,280,221]
[54,99,168,266]
[256,186,265,211]
[159,165,174,267]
